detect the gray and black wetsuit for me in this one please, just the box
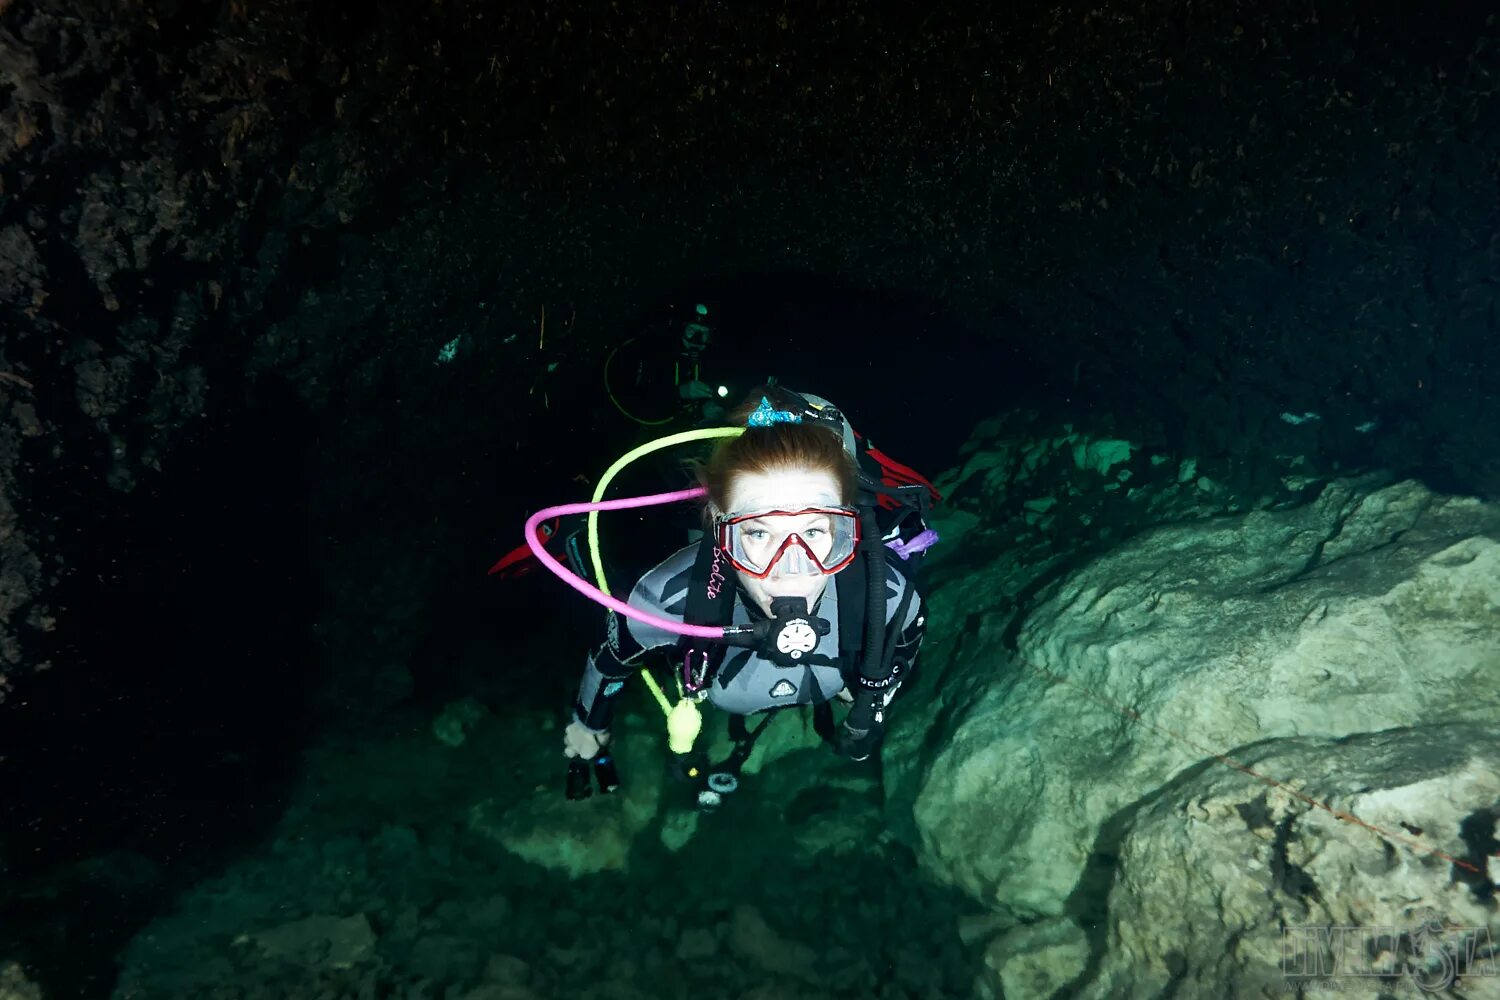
[573,543,926,733]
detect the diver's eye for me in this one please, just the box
[743,528,769,541]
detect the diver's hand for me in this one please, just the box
[678,379,715,400]
[564,720,610,760]
[833,720,884,762]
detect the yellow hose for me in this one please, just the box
[589,426,745,717]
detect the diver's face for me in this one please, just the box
[723,468,843,616]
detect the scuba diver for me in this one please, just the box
[520,383,942,809]
[490,303,733,584]
[604,302,736,428]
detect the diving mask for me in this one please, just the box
[714,506,861,578]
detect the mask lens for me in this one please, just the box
[720,508,858,577]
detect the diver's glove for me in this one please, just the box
[563,719,610,760]
[834,692,885,762]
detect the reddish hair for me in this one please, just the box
[686,383,858,530]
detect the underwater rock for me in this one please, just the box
[725,904,820,984]
[238,912,377,970]
[0,962,44,1000]
[912,478,1500,988]
[470,712,663,875]
[979,917,1090,1000]
[1086,725,1500,998]
[433,696,489,747]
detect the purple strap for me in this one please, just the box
[885,528,940,560]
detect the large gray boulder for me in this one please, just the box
[908,478,1500,995]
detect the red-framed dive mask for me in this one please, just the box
[715,506,861,578]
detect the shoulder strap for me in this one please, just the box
[842,460,937,690]
[676,535,735,691]
[834,535,868,660]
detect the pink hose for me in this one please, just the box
[524,488,726,639]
